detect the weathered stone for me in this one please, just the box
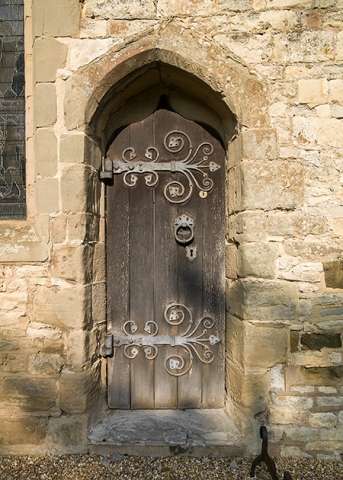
[34,38,68,82]
[34,129,58,177]
[48,415,88,454]
[226,359,270,412]
[301,333,342,351]
[61,165,98,214]
[237,242,278,279]
[225,243,238,280]
[92,242,106,283]
[0,417,48,447]
[92,282,106,324]
[0,377,59,414]
[35,178,59,214]
[50,215,67,244]
[33,285,92,329]
[228,280,297,322]
[51,246,93,284]
[227,315,288,368]
[84,0,155,19]
[323,261,343,289]
[59,365,101,414]
[33,0,80,36]
[68,213,99,243]
[242,129,277,160]
[228,212,267,243]
[298,78,328,106]
[28,353,64,375]
[34,83,57,127]
[240,160,303,211]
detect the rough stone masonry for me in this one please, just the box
[0,0,342,459]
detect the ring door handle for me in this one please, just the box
[174,214,194,245]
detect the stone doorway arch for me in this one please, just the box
[62,33,273,453]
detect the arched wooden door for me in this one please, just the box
[102,108,225,409]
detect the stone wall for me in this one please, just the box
[0,0,342,457]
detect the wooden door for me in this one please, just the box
[103,108,225,409]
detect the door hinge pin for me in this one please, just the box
[100,334,113,357]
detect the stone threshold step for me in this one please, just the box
[88,409,244,457]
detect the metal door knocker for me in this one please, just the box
[174,214,194,245]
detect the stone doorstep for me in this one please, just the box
[88,409,244,457]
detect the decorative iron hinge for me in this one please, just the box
[100,130,221,204]
[100,303,220,377]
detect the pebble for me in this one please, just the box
[0,455,341,479]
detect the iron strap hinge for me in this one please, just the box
[100,303,220,377]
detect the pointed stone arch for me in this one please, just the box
[62,27,275,452]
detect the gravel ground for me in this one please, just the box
[0,455,342,480]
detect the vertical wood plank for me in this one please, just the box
[153,110,178,408]
[107,128,131,409]
[129,118,155,409]
[202,137,226,408]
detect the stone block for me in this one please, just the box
[34,83,57,127]
[323,261,343,289]
[34,38,68,82]
[225,243,237,280]
[286,365,343,389]
[68,213,99,243]
[262,0,311,6]
[28,353,64,375]
[65,330,92,371]
[34,285,92,329]
[0,354,26,373]
[301,333,342,351]
[298,79,328,106]
[228,280,298,323]
[228,212,267,243]
[26,322,62,341]
[278,259,323,284]
[61,164,98,214]
[226,315,288,368]
[92,282,106,324]
[48,415,88,454]
[227,134,242,169]
[242,129,277,160]
[226,359,270,412]
[83,0,155,19]
[33,0,80,37]
[51,245,93,284]
[329,79,343,102]
[92,242,106,283]
[219,0,251,10]
[283,427,319,444]
[158,0,216,16]
[271,392,314,410]
[50,215,67,244]
[309,412,337,428]
[0,417,48,446]
[60,133,87,164]
[59,365,100,414]
[240,160,303,211]
[35,178,59,214]
[34,129,58,177]
[266,212,327,238]
[237,242,278,279]
[0,377,59,414]
[68,38,113,71]
[320,425,343,441]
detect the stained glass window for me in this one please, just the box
[0,0,25,219]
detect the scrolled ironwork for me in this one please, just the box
[100,130,221,204]
[108,303,220,377]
